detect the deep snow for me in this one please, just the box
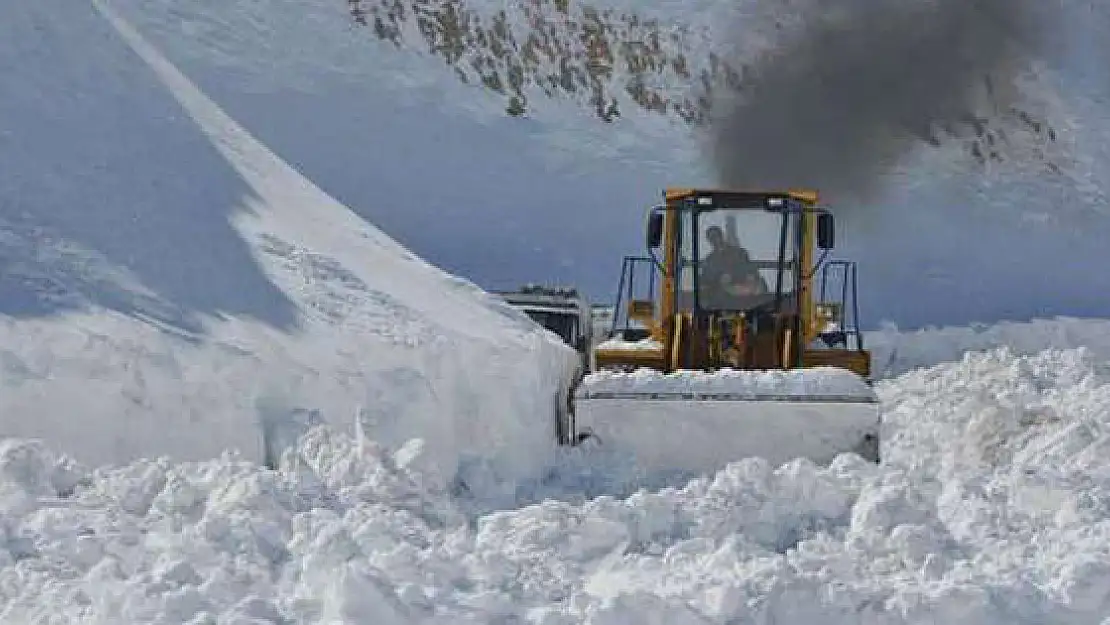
[0,0,578,498]
[5,328,1110,624]
[4,0,1110,623]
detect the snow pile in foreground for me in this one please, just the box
[4,344,1110,624]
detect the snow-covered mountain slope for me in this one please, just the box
[5,325,1110,623]
[3,1,1110,623]
[106,0,1110,329]
[0,0,579,495]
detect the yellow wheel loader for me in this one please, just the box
[564,188,880,474]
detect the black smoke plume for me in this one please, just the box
[710,0,1051,206]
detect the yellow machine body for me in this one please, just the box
[571,188,880,473]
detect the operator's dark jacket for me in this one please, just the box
[701,244,759,289]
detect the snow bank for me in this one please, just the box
[578,366,876,401]
[0,0,579,497]
[868,316,1110,377]
[4,339,1110,623]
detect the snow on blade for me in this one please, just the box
[595,337,664,351]
[578,366,877,402]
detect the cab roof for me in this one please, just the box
[663,188,819,206]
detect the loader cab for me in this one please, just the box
[646,189,864,371]
[597,187,868,379]
[651,190,821,318]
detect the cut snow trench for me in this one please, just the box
[98,0,580,491]
[0,0,582,497]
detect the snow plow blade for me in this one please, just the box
[572,367,880,475]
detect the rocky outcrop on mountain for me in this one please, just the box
[348,0,1063,172]
[348,0,742,124]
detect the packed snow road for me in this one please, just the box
[3,334,1110,624]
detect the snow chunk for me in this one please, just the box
[596,337,663,351]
